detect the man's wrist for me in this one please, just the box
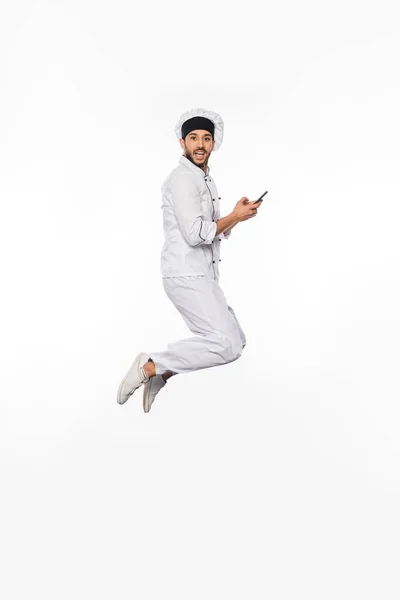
[216,212,239,236]
[227,212,239,229]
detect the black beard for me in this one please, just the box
[184,149,207,167]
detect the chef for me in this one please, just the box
[117,108,260,412]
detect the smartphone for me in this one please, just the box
[255,190,268,204]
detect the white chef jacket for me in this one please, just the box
[159,155,231,280]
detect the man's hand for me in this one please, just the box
[232,197,261,222]
[216,197,261,236]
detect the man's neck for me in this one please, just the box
[183,154,209,175]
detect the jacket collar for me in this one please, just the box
[179,154,210,177]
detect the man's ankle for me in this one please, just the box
[143,360,156,378]
[162,370,174,382]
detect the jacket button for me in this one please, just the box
[219,197,221,199]
[213,260,215,263]
[219,259,221,262]
[212,199,215,201]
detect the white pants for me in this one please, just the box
[149,276,246,375]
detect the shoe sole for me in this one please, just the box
[117,352,149,405]
[143,378,153,413]
[143,376,168,413]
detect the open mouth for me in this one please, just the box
[194,152,205,159]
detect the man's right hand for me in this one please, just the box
[233,197,261,222]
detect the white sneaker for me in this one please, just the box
[117,352,151,405]
[143,374,167,413]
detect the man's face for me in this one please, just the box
[179,129,215,170]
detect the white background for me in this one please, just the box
[1,1,399,598]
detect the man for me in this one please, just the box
[117,108,260,412]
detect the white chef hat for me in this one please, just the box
[174,108,224,151]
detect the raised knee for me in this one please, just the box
[233,347,242,361]
[236,339,244,359]
[222,335,243,362]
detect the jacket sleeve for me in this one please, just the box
[169,173,217,246]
